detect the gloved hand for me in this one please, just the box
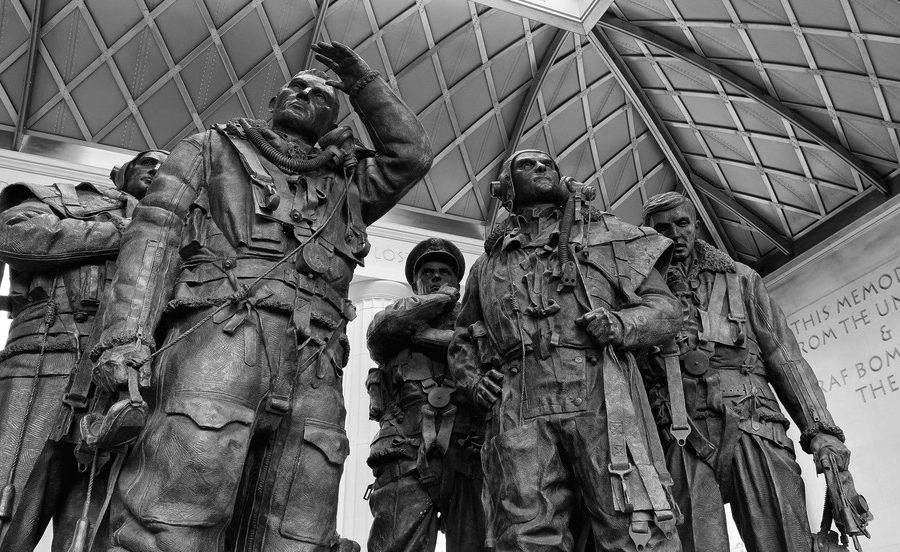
[311,41,375,94]
[576,307,622,347]
[435,283,460,300]
[811,433,851,472]
[473,368,504,413]
[93,342,152,393]
[332,537,360,552]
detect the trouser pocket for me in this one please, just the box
[129,395,255,526]
[279,418,350,544]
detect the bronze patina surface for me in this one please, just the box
[365,237,487,552]
[449,149,682,552]
[643,192,853,552]
[90,42,432,552]
[0,150,166,552]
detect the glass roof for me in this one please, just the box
[1,0,897,272]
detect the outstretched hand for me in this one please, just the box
[311,41,373,93]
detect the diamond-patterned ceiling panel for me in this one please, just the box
[1,0,899,272]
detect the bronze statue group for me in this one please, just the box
[0,42,871,552]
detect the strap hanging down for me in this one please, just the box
[661,340,691,447]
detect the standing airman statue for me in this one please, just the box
[0,149,167,551]
[365,237,487,552]
[449,149,682,552]
[642,192,851,552]
[89,41,431,552]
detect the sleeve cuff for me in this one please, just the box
[799,421,845,454]
[90,333,156,362]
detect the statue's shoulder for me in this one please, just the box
[0,180,119,216]
[583,210,673,278]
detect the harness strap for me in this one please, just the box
[89,452,126,552]
[698,272,730,348]
[725,272,746,345]
[604,346,635,514]
[714,406,743,496]
[661,341,691,447]
[55,182,85,217]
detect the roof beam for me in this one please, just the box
[691,175,794,254]
[304,0,332,69]
[588,27,739,254]
[13,0,45,150]
[487,28,566,227]
[597,14,890,196]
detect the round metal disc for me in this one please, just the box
[682,350,710,376]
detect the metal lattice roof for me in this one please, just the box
[1,0,898,272]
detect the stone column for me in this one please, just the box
[337,278,411,550]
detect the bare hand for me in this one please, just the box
[811,433,851,472]
[311,41,372,93]
[473,368,504,413]
[93,343,152,393]
[576,308,620,346]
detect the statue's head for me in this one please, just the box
[405,238,465,295]
[269,69,340,143]
[110,149,169,199]
[494,149,567,212]
[643,192,699,263]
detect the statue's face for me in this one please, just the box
[509,151,566,207]
[414,260,459,295]
[647,202,698,262]
[123,151,167,199]
[271,72,339,142]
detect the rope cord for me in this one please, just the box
[0,274,59,525]
[131,162,353,370]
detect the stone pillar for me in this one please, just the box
[337,278,411,550]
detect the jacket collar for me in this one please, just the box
[484,206,607,253]
[690,239,735,274]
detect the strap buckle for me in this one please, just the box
[608,462,635,513]
[363,483,374,501]
[628,518,652,551]
[265,395,290,415]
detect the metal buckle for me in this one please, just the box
[669,423,691,447]
[628,519,652,551]
[265,395,290,415]
[608,462,635,513]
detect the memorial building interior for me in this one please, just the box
[0,0,898,551]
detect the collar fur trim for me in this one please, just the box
[693,239,735,273]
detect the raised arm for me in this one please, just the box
[0,189,124,271]
[312,41,432,224]
[366,288,458,364]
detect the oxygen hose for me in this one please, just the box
[239,119,338,174]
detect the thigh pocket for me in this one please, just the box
[279,418,350,543]
[132,396,254,526]
[484,424,540,524]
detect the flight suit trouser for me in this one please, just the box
[482,413,681,552]
[0,350,110,552]
[367,457,487,552]
[666,416,812,552]
[102,307,350,552]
